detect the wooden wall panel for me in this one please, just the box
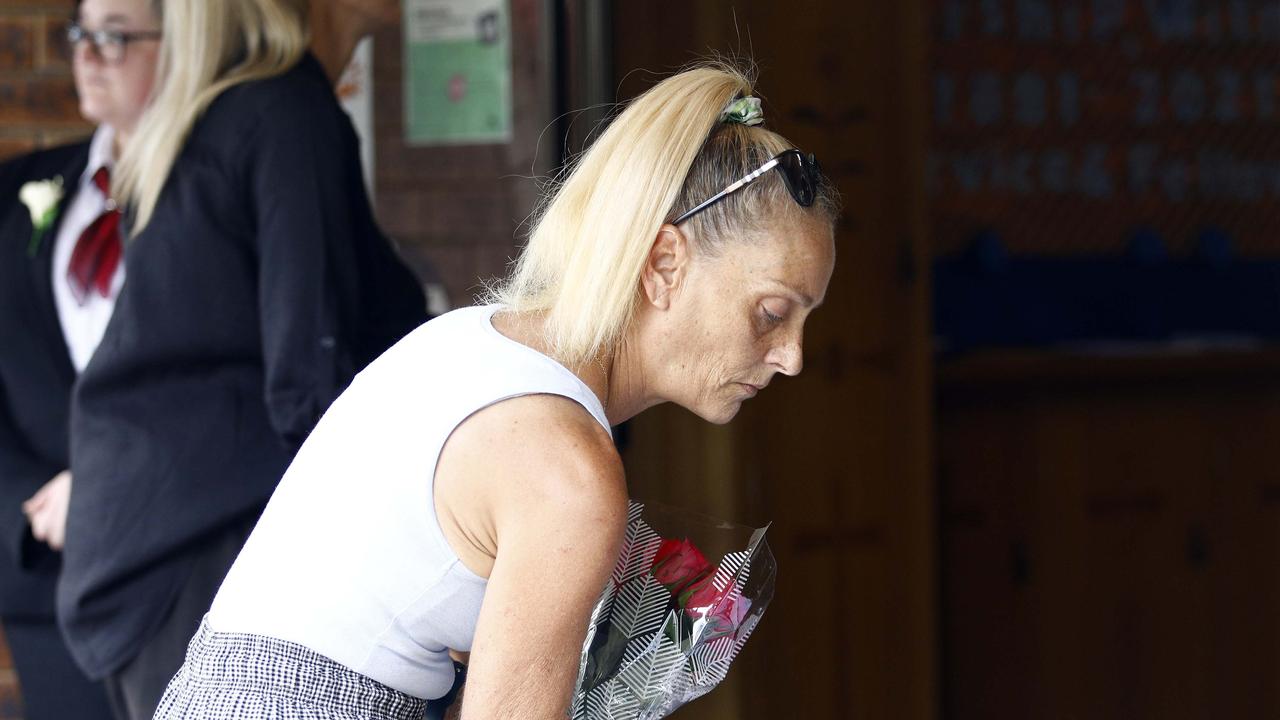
[615,1,936,718]
[940,355,1280,719]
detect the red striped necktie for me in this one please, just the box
[67,166,122,305]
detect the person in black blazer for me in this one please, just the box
[58,1,429,718]
[0,0,162,717]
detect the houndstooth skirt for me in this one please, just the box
[154,619,430,720]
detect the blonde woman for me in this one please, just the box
[156,64,839,719]
[59,1,426,718]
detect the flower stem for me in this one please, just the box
[27,226,45,259]
[26,206,58,258]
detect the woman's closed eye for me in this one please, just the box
[755,301,789,334]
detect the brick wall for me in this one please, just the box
[2,0,552,298]
[370,1,555,306]
[0,1,93,163]
[0,628,17,720]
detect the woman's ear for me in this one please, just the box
[640,224,690,311]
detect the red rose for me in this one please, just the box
[651,538,712,591]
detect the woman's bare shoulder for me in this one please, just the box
[440,394,627,537]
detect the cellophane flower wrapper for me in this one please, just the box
[570,500,775,719]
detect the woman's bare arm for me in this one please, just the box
[436,395,627,719]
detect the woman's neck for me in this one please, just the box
[597,335,660,427]
[491,309,659,427]
[111,124,132,161]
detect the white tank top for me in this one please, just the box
[207,304,611,700]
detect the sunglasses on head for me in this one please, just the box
[672,149,820,226]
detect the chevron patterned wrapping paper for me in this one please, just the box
[570,500,776,719]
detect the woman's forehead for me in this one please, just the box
[719,224,834,300]
[79,0,154,22]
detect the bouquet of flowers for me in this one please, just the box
[570,500,775,719]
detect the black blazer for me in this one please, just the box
[61,54,427,677]
[0,141,90,619]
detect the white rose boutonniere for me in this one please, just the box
[19,176,65,258]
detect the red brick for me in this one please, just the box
[0,671,21,720]
[39,14,73,71]
[3,0,75,9]
[38,126,92,147]
[0,630,21,720]
[5,0,77,8]
[0,137,37,163]
[0,76,82,124]
[0,19,35,71]
[406,243,479,306]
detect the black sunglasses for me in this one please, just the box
[672,149,820,226]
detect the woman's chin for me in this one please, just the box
[78,101,106,126]
[690,400,742,425]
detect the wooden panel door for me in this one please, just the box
[939,355,1280,719]
[614,2,936,719]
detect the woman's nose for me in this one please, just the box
[768,341,803,376]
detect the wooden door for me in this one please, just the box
[614,2,936,718]
[939,354,1280,719]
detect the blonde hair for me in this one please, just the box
[115,0,310,233]
[491,63,840,366]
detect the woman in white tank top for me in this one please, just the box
[156,62,840,720]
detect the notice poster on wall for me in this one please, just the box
[403,0,512,145]
[929,0,1280,257]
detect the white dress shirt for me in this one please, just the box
[51,126,125,373]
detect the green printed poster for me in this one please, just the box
[403,0,512,145]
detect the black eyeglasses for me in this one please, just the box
[672,149,820,226]
[66,23,161,65]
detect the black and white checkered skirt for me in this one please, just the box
[154,619,429,719]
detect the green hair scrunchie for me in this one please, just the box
[720,96,764,126]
